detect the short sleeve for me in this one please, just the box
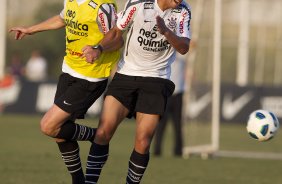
[116,0,142,30]
[176,6,192,39]
[97,3,118,34]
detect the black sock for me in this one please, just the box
[57,141,85,184]
[126,150,150,184]
[56,120,96,141]
[85,142,109,184]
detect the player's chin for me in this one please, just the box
[172,0,182,8]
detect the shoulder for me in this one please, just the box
[125,0,150,7]
[123,0,155,12]
[121,0,147,16]
[127,0,153,3]
[100,3,117,10]
[171,1,191,21]
[174,1,192,14]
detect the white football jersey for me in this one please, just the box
[116,0,191,79]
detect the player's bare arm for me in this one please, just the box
[99,26,124,52]
[156,16,190,55]
[9,15,65,40]
[82,26,124,63]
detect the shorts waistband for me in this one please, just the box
[115,73,171,83]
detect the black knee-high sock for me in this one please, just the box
[56,120,96,141]
[126,150,150,184]
[57,141,85,184]
[85,142,109,184]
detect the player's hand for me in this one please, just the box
[81,45,101,64]
[9,27,32,40]
[156,16,169,35]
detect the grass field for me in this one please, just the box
[1,114,282,184]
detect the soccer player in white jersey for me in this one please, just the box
[81,0,192,183]
[9,0,121,183]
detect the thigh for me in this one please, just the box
[95,95,129,144]
[40,104,71,135]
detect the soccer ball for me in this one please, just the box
[246,110,279,142]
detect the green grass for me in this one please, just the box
[1,114,282,184]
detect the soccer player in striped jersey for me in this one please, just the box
[9,0,121,183]
[82,0,191,183]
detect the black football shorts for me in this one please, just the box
[54,73,107,119]
[105,73,175,118]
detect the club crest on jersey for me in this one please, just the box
[89,0,98,9]
[167,17,177,31]
[144,3,154,9]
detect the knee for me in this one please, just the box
[40,119,58,137]
[135,136,152,153]
[95,128,113,145]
